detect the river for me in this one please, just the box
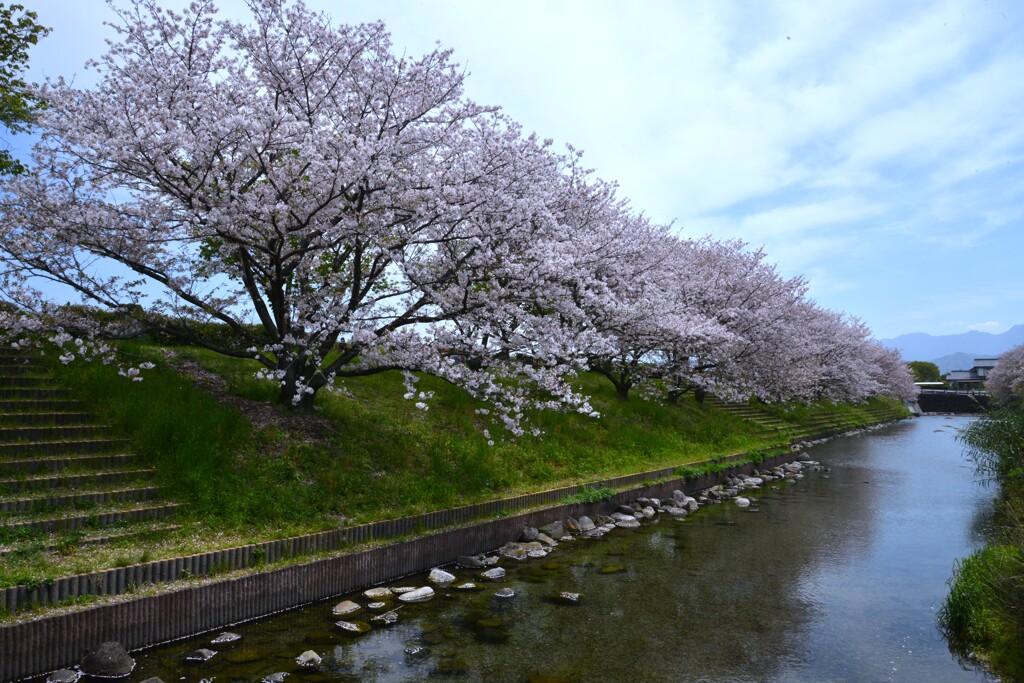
[118,414,995,682]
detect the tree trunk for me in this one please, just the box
[278,359,319,410]
[694,387,706,404]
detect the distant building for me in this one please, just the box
[944,358,998,390]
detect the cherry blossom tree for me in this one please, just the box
[0,0,918,426]
[0,0,597,426]
[987,344,1024,404]
[653,237,810,403]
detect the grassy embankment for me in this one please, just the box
[940,405,1024,680]
[0,341,907,588]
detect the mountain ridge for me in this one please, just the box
[879,324,1024,372]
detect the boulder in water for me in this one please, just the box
[332,600,362,616]
[80,642,135,678]
[46,670,80,683]
[335,620,372,634]
[480,567,506,581]
[398,586,435,603]
[428,568,456,586]
[295,650,321,667]
[185,648,216,663]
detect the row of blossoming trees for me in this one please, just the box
[0,0,916,435]
[986,345,1024,405]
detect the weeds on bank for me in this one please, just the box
[940,406,1024,680]
[559,486,617,505]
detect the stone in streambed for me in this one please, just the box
[335,620,372,634]
[46,670,80,683]
[458,555,487,568]
[428,568,456,586]
[295,650,322,667]
[480,567,506,581]
[332,600,362,616]
[80,642,135,678]
[185,648,216,663]
[548,591,581,606]
[398,586,435,603]
[539,521,565,539]
[535,532,557,547]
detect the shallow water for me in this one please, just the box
[113,415,996,682]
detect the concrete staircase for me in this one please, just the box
[0,349,179,557]
[705,395,908,444]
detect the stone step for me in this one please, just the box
[0,437,130,458]
[0,399,85,413]
[0,501,180,534]
[0,355,42,367]
[0,412,95,426]
[0,468,156,492]
[0,485,160,512]
[0,424,113,444]
[0,375,59,388]
[0,386,73,400]
[0,453,137,476]
[0,363,51,377]
[0,522,182,557]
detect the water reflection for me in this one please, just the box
[95,416,994,682]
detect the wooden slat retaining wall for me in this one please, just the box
[0,447,785,615]
[0,435,888,682]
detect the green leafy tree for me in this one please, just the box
[908,360,942,383]
[0,2,48,175]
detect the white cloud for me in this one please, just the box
[966,321,1006,333]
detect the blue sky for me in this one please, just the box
[11,0,1024,339]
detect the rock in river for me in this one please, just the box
[332,600,362,616]
[295,650,322,667]
[398,586,435,603]
[539,520,565,539]
[335,620,372,635]
[458,555,487,568]
[549,591,581,605]
[428,568,456,586]
[363,587,393,600]
[480,567,506,581]
[80,642,135,678]
[735,497,751,508]
[185,649,216,663]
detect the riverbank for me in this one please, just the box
[19,416,987,683]
[1,342,910,596]
[941,405,1024,681]
[2,434,884,682]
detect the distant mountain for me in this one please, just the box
[930,352,976,375]
[880,324,1024,370]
